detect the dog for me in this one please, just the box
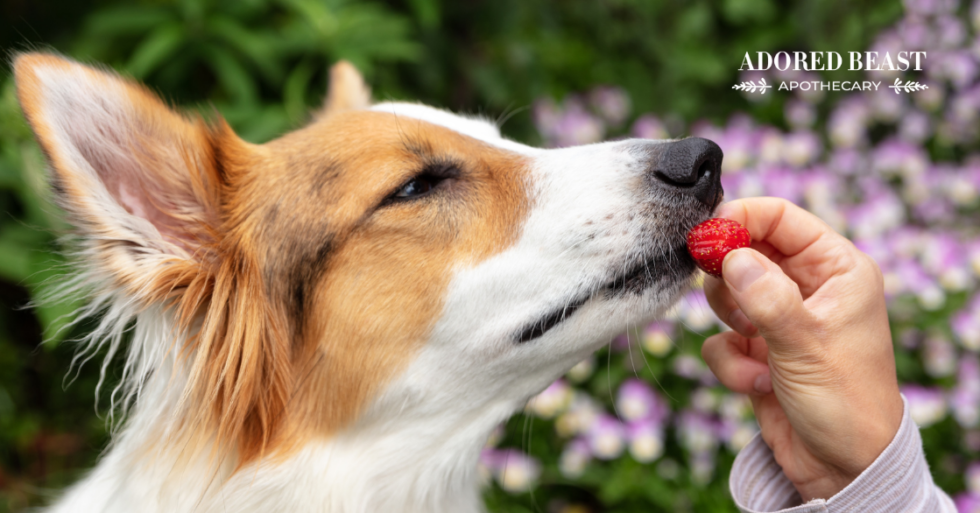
[13,53,723,512]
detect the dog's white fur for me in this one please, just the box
[20,57,711,513]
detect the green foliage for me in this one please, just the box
[71,0,420,142]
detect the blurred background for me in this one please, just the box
[2,0,979,511]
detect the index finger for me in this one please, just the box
[716,197,837,258]
[716,197,858,297]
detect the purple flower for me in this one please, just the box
[642,321,674,356]
[955,491,980,513]
[970,240,980,276]
[904,268,946,310]
[759,166,804,204]
[953,356,980,427]
[898,14,935,48]
[676,409,721,454]
[855,236,893,269]
[534,95,608,147]
[617,378,668,424]
[673,290,721,333]
[956,386,980,430]
[930,49,979,90]
[611,332,632,352]
[632,114,670,140]
[781,130,822,167]
[938,14,968,49]
[871,138,929,179]
[555,392,602,437]
[722,420,760,452]
[710,126,757,173]
[801,168,844,212]
[901,384,948,427]
[484,448,541,493]
[915,83,946,111]
[566,357,595,383]
[953,301,980,351]
[968,461,980,494]
[829,97,870,147]
[587,414,626,460]
[828,147,866,176]
[785,99,816,128]
[844,188,905,239]
[527,379,572,419]
[719,393,753,421]
[532,98,560,139]
[673,354,709,381]
[924,335,957,377]
[913,196,956,225]
[691,387,719,414]
[625,417,665,463]
[552,103,606,147]
[690,450,717,486]
[920,233,974,291]
[589,86,631,127]
[870,90,907,122]
[558,437,592,478]
[756,127,785,165]
[899,109,933,142]
[945,165,980,206]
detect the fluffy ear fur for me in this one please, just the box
[321,60,372,116]
[14,53,291,464]
[14,52,224,295]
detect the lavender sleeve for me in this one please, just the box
[729,396,956,513]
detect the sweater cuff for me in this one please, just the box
[729,396,956,513]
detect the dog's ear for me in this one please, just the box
[320,60,371,116]
[13,52,242,298]
[15,53,292,462]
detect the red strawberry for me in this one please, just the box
[686,218,752,278]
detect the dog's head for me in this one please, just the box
[14,54,721,463]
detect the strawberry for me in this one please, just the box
[686,218,752,278]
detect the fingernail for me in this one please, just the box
[725,249,767,292]
[753,373,772,395]
[728,309,757,335]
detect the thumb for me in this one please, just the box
[722,248,815,348]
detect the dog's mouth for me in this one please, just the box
[515,243,695,343]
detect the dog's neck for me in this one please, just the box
[48,313,509,513]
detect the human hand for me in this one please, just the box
[700,197,904,502]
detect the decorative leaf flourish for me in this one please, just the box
[888,78,929,94]
[731,77,772,94]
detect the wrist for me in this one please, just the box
[792,391,905,501]
[794,471,859,502]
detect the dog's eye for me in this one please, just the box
[393,175,440,199]
[383,161,461,206]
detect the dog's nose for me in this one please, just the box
[649,137,723,206]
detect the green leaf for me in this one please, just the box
[83,6,176,36]
[407,0,441,28]
[201,45,260,105]
[126,24,187,79]
[278,0,338,40]
[284,60,317,125]
[0,235,34,282]
[207,16,285,83]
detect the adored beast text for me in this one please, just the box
[740,51,927,72]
